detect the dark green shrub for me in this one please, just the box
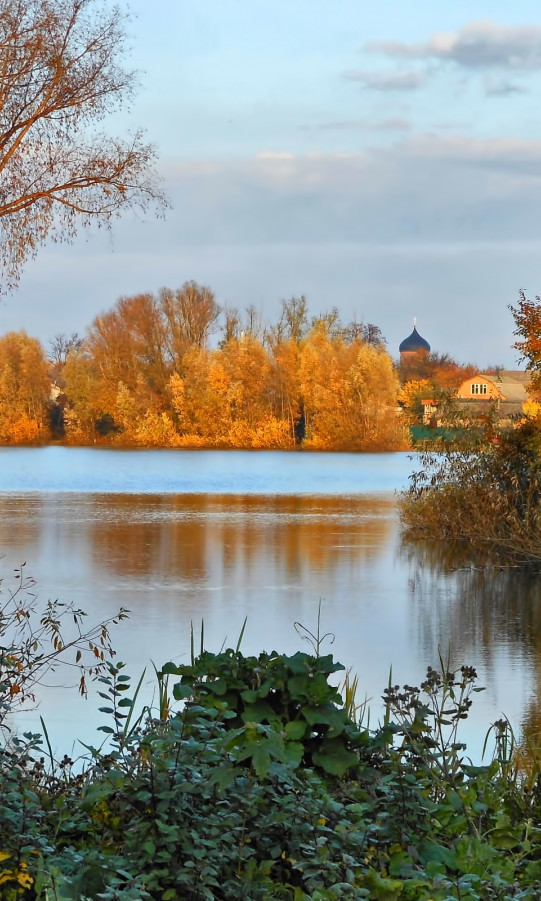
[162,649,365,777]
[3,652,541,899]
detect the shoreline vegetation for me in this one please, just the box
[3,589,541,901]
[0,291,405,452]
[400,294,541,567]
[399,415,541,566]
[0,288,481,453]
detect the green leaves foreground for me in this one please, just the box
[2,649,541,900]
[165,649,360,779]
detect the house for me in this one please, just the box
[455,371,531,418]
[414,372,531,426]
[397,323,532,426]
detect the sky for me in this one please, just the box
[4,0,541,367]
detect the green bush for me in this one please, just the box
[2,648,541,900]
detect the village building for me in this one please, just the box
[397,324,532,427]
[399,323,431,360]
[455,371,531,417]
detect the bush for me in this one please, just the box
[400,415,541,565]
[2,643,541,899]
[0,563,128,730]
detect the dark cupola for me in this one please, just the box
[399,323,430,356]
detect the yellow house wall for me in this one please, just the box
[456,376,502,399]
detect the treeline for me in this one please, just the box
[1,285,409,450]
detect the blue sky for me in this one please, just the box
[5,0,541,367]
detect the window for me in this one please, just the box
[471,383,487,395]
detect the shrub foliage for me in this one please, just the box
[400,414,541,564]
[1,642,541,899]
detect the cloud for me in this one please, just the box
[397,134,541,173]
[368,21,541,70]
[344,69,425,91]
[312,118,411,133]
[158,136,541,250]
[11,138,541,368]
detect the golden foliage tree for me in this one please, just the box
[169,338,292,448]
[87,293,169,404]
[398,379,431,426]
[0,0,165,289]
[300,325,403,450]
[61,346,104,440]
[161,282,221,366]
[0,331,51,441]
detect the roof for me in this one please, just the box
[399,325,431,354]
[457,371,531,404]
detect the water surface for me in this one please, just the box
[0,446,414,494]
[0,447,537,762]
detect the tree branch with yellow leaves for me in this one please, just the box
[0,0,167,290]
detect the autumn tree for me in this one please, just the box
[344,321,386,347]
[0,0,165,289]
[170,335,292,448]
[71,284,220,443]
[268,296,309,345]
[85,293,169,413]
[160,282,221,367]
[267,336,302,442]
[220,306,242,346]
[49,333,84,366]
[398,350,476,390]
[398,379,432,426]
[219,334,274,434]
[510,290,541,395]
[265,300,308,442]
[299,324,403,450]
[0,331,51,441]
[310,307,344,339]
[62,345,105,440]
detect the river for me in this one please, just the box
[0,446,538,762]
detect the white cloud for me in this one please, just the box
[368,21,541,70]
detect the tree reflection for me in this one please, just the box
[0,496,42,549]
[401,537,541,742]
[88,494,394,583]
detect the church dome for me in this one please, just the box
[399,325,430,354]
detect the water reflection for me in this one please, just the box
[88,494,394,583]
[403,541,541,661]
[0,495,42,549]
[0,490,540,761]
[0,492,400,686]
[402,539,541,747]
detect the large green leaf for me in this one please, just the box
[311,739,358,775]
[284,720,306,740]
